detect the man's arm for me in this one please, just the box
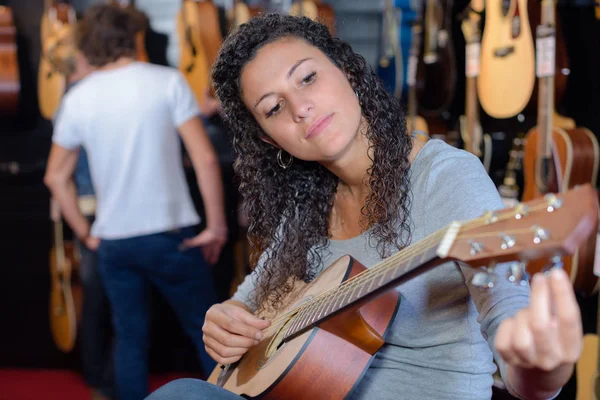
[178,116,228,236]
[44,144,90,241]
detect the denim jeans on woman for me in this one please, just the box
[97,226,218,400]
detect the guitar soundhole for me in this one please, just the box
[263,317,293,360]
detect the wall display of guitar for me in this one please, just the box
[38,0,76,120]
[523,0,600,296]
[49,199,83,353]
[376,0,403,99]
[225,0,262,30]
[108,0,150,62]
[0,6,20,116]
[406,15,429,137]
[415,0,456,118]
[288,0,335,35]
[458,0,493,174]
[498,133,525,208]
[208,184,598,398]
[478,0,535,119]
[177,0,221,110]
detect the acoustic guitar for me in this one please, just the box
[208,184,598,398]
[49,199,83,353]
[478,0,535,119]
[38,0,76,120]
[415,0,456,117]
[523,0,600,296]
[226,0,261,30]
[289,0,335,35]
[108,0,149,62]
[0,6,20,116]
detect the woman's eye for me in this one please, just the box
[266,101,282,118]
[301,71,316,85]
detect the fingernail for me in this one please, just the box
[532,273,543,285]
[255,332,263,340]
[550,268,567,279]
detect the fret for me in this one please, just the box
[312,298,329,324]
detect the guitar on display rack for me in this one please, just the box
[209,184,599,399]
[406,10,429,137]
[0,5,20,116]
[38,0,76,120]
[458,0,492,173]
[289,0,335,35]
[522,0,600,296]
[478,0,535,119]
[376,0,403,99]
[49,199,83,353]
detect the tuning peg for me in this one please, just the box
[483,211,498,224]
[531,225,550,244]
[514,204,530,220]
[543,255,564,273]
[469,240,485,256]
[506,261,529,286]
[543,194,563,212]
[471,262,497,289]
[500,234,516,250]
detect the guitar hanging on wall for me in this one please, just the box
[478,0,535,119]
[38,0,76,120]
[522,0,600,296]
[0,5,20,116]
[208,184,599,399]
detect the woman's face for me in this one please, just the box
[240,37,364,163]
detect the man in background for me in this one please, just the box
[44,4,227,400]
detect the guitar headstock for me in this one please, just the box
[445,184,598,275]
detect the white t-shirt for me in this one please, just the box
[53,62,201,239]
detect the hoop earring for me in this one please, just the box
[277,149,293,169]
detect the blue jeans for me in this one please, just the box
[76,217,114,398]
[145,378,243,399]
[98,226,218,400]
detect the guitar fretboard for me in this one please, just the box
[283,236,444,340]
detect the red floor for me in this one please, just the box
[0,369,196,400]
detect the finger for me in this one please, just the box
[511,311,535,368]
[203,334,254,359]
[205,345,242,365]
[530,273,552,338]
[230,308,271,330]
[495,318,520,365]
[203,322,259,348]
[216,310,266,340]
[549,268,583,361]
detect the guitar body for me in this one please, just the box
[49,241,82,353]
[479,0,535,119]
[523,126,600,294]
[526,0,569,113]
[208,256,399,398]
[415,0,456,116]
[177,1,212,109]
[577,333,599,400]
[0,6,20,116]
[38,3,75,120]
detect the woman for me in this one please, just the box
[147,13,581,400]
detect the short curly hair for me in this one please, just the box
[212,13,412,313]
[76,3,146,67]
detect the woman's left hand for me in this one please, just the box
[495,267,583,375]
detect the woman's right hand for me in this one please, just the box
[202,300,271,365]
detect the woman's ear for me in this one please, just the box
[260,134,281,149]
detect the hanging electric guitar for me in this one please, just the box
[458,0,493,173]
[208,184,599,398]
[377,0,403,99]
[478,0,535,119]
[49,199,83,353]
[522,0,600,296]
[415,0,456,117]
[0,5,20,116]
[38,0,76,120]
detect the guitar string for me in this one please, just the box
[260,200,554,336]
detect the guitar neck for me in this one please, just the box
[284,225,459,341]
[407,20,422,132]
[536,0,556,164]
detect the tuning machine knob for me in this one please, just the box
[543,255,564,273]
[506,261,529,286]
[471,262,497,289]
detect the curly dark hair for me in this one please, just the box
[212,13,413,313]
[76,3,146,67]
